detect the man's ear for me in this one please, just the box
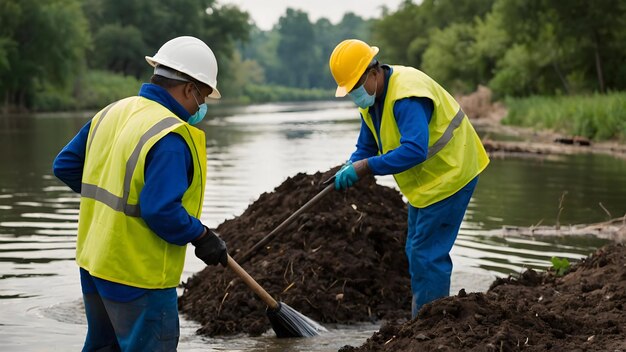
[182,82,194,99]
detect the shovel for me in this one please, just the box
[226,254,327,337]
[235,179,335,265]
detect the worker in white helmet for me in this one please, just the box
[53,36,227,351]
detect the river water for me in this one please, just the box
[1,100,625,351]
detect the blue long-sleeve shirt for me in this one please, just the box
[53,83,204,301]
[349,66,434,175]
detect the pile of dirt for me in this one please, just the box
[179,169,412,336]
[340,243,626,352]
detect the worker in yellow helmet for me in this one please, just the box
[329,39,490,318]
[53,36,228,350]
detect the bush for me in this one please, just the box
[32,85,77,112]
[75,70,143,110]
[242,84,334,103]
[32,70,142,112]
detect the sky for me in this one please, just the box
[218,0,408,31]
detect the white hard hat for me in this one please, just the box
[146,36,221,100]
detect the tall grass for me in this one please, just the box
[504,92,626,141]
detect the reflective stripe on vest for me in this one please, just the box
[87,101,118,151]
[77,96,207,288]
[359,65,489,208]
[427,107,465,159]
[81,116,180,217]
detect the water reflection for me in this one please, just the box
[0,101,624,351]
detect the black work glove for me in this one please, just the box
[192,227,228,267]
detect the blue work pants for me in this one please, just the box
[406,176,478,318]
[82,288,179,352]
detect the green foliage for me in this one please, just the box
[33,70,142,112]
[0,0,90,111]
[373,0,494,67]
[276,9,317,88]
[89,24,148,77]
[32,83,77,112]
[504,92,626,141]
[421,23,477,94]
[488,44,541,97]
[238,9,373,92]
[219,51,264,102]
[550,257,571,276]
[372,0,626,97]
[242,84,333,104]
[372,1,424,66]
[75,70,143,110]
[5,0,626,111]
[489,0,626,95]
[0,0,251,112]
[82,0,251,80]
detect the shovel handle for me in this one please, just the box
[235,182,335,264]
[226,254,279,309]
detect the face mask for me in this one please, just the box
[188,103,207,125]
[349,72,376,109]
[188,84,208,125]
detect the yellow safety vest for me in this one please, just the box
[76,96,207,289]
[360,65,489,208]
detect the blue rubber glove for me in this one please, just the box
[334,162,359,190]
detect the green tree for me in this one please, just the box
[373,0,494,67]
[372,1,424,65]
[494,0,626,95]
[239,27,282,84]
[219,50,264,102]
[421,23,477,93]
[544,0,626,93]
[312,13,373,89]
[83,0,251,80]
[0,0,89,112]
[237,11,372,90]
[470,10,510,87]
[276,8,317,88]
[90,24,148,77]
[488,44,542,96]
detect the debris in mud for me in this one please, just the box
[481,137,626,161]
[554,136,591,146]
[179,169,412,336]
[488,215,626,242]
[482,139,587,156]
[340,243,626,352]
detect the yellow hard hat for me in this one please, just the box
[329,39,379,97]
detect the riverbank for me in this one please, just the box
[458,87,626,160]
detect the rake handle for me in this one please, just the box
[226,254,279,309]
[235,182,335,264]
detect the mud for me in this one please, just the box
[180,168,626,351]
[340,243,626,352]
[179,169,413,336]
